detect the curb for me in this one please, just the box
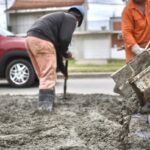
[57,72,113,79]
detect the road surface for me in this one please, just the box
[0,78,117,95]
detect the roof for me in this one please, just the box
[8,0,84,10]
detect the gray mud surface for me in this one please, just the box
[0,94,149,150]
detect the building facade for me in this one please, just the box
[7,0,85,33]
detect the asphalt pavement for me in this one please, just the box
[0,76,117,95]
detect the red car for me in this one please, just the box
[0,28,36,87]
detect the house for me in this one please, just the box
[72,17,125,63]
[110,17,125,59]
[110,17,124,49]
[7,0,85,33]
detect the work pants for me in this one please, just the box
[25,36,57,89]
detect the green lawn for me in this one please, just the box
[68,59,125,72]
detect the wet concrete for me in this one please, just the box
[0,94,149,150]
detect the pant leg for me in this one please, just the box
[25,41,41,78]
[25,36,57,89]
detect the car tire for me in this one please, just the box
[5,59,36,87]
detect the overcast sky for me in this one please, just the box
[88,0,125,4]
[88,3,125,21]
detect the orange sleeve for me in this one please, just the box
[122,7,137,49]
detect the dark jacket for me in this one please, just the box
[27,12,77,75]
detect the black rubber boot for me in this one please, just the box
[38,89,55,112]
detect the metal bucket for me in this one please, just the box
[111,48,150,106]
[130,66,150,93]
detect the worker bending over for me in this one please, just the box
[25,6,84,112]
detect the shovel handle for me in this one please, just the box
[64,60,68,99]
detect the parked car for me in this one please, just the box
[0,28,36,87]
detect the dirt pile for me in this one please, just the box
[0,94,149,150]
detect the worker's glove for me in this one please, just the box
[131,44,144,55]
[63,51,74,59]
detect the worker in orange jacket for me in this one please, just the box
[122,0,150,63]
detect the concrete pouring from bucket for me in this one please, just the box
[127,113,150,150]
